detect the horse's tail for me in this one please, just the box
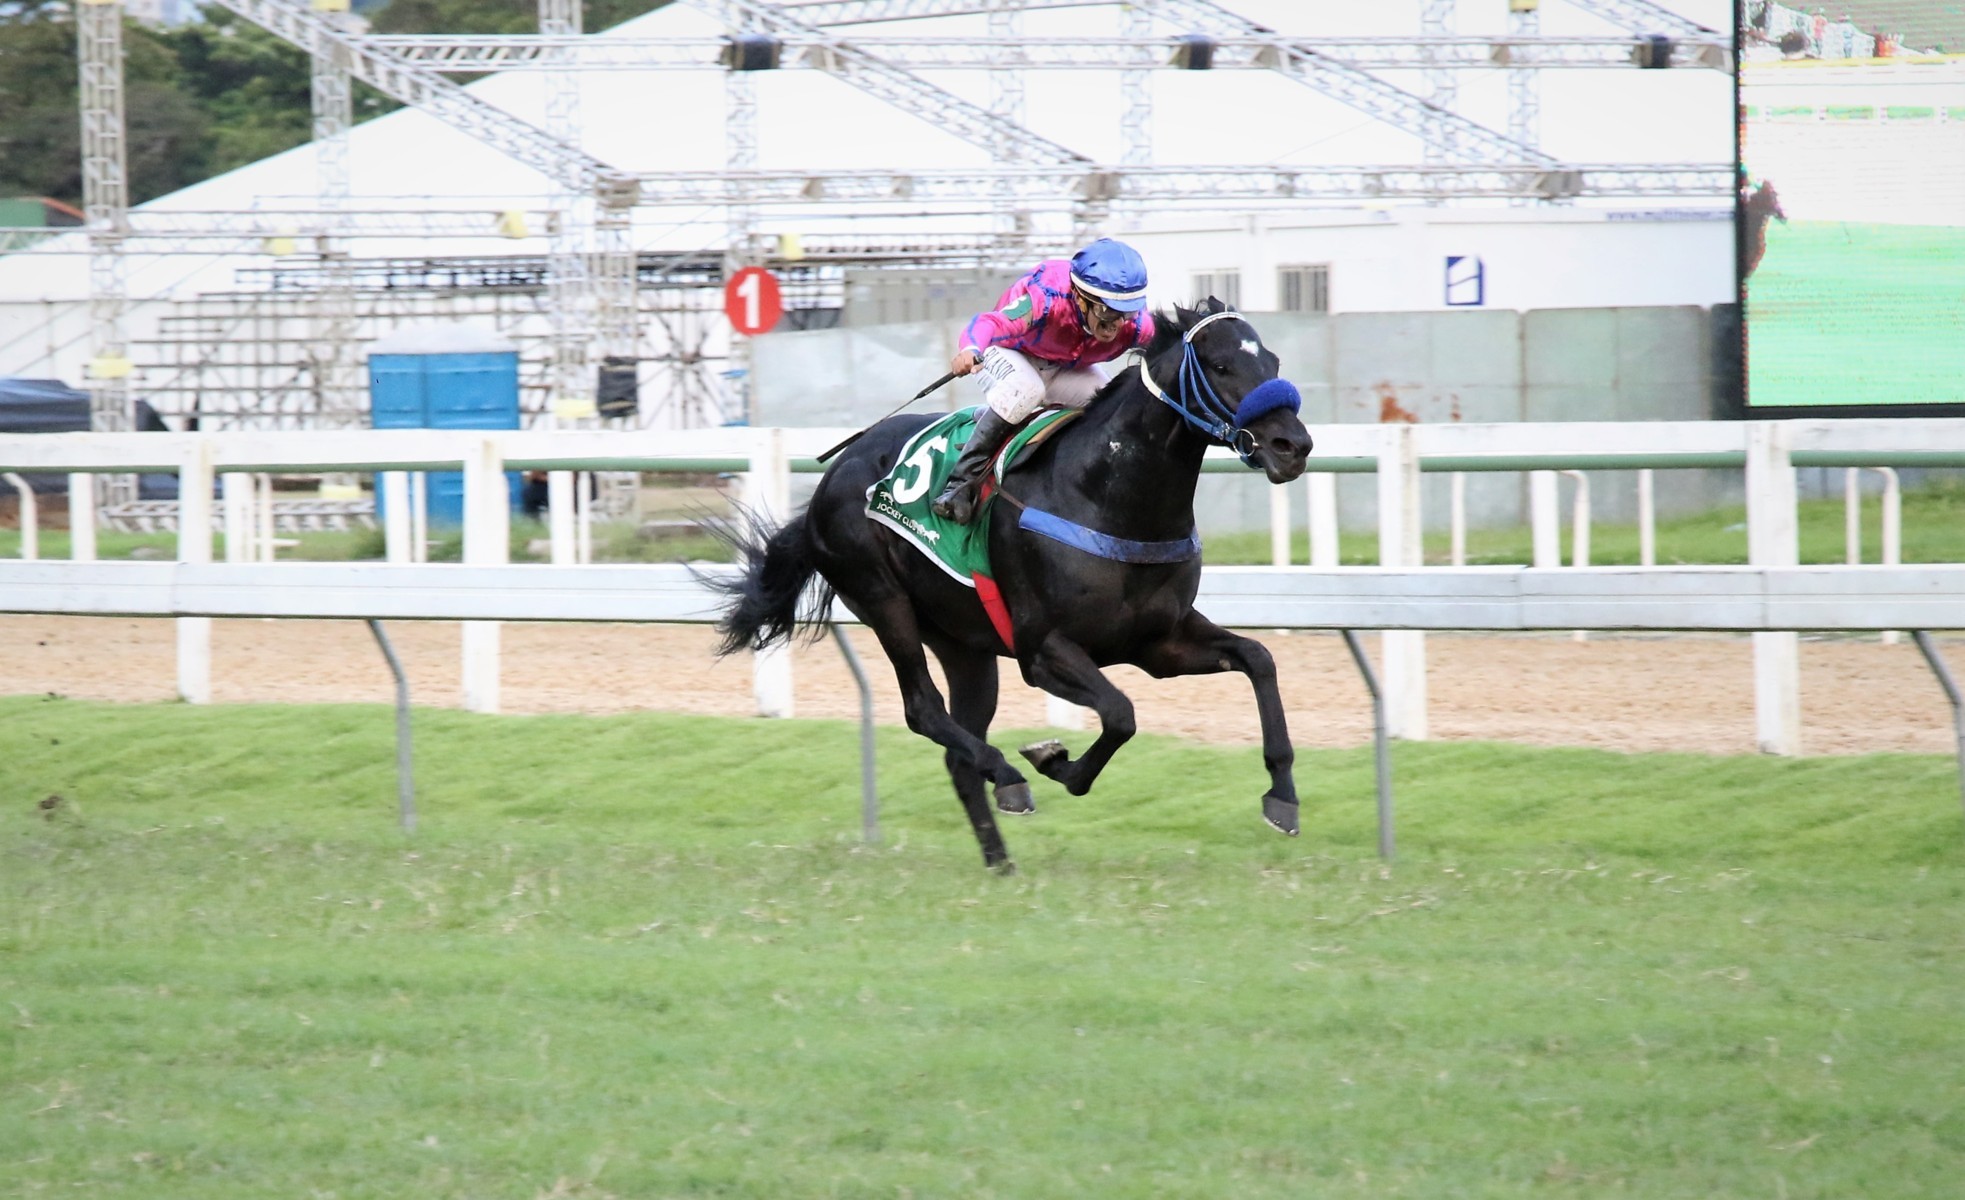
[703,503,835,657]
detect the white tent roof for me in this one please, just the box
[0,0,1731,374]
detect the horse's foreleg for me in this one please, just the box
[1017,632,1137,798]
[857,600,1026,871]
[930,638,1022,870]
[1137,612,1300,836]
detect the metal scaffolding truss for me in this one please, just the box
[204,0,636,198]
[67,0,1734,444]
[1565,0,1718,37]
[775,0,1105,21]
[1136,0,1553,168]
[367,31,1732,72]
[624,162,1728,205]
[677,0,1090,165]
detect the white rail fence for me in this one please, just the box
[5,419,1965,758]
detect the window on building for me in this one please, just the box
[1189,270,1242,309]
[1278,264,1331,313]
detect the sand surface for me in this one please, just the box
[3,616,1955,756]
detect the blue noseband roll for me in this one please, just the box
[1234,377,1302,428]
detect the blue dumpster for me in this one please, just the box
[368,324,521,526]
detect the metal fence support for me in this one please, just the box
[366,618,418,834]
[1912,631,1965,827]
[830,623,879,845]
[1341,629,1395,861]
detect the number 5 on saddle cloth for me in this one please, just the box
[864,405,1202,651]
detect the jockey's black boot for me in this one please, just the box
[930,409,1018,525]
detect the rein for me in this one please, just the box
[1135,310,1263,463]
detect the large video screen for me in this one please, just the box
[1738,2,1965,410]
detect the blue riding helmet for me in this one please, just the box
[1068,238,1150,313]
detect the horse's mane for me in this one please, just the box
[1089,299,1228,403]
[1141,297,1233,361]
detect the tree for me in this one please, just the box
[164,14,313,179]
[0,1,682,207]
[0,4,207,207]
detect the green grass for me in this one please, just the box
[4,697,1963,1197]
[13,478,1965,570]
[1746,221,1965,408]
[1206,476,1965,567]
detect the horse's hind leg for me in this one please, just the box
[928,637,1023,871]
[855,598,1027,871]
[1137,611,1300,836]
[1016,631,1138,798]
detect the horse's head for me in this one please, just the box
[1140,297,1312,484]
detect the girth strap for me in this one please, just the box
[1017,505,1202,564]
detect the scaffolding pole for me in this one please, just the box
[78,0,136,508]
[1509,0,1543,207]
[988,1,1029,264]
[726,7,760,425]
[1420,0,1459,171]
[310,0,360,428]
[1118,2,1151,229]
[540,0,594,424]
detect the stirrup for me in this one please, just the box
[931,481,982,524]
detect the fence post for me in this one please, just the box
[1637,468,1656,567]
[381,471,413,563]
[1307,472,1338,568]
[255,474,274,562]
[223,472,254,563]
[3,473,37,561]
[1377,424,1426,739]
[1449,472,1466,567]
[749,427,795,719]
[1879,467,1902,646]
[461,436,508,714]
[177,440,215,705]
[1269,480,1291,566]
[1529,470,1560,568]
[67,474,96,562]
[547,470,576,565]
[1747,422,1800,755]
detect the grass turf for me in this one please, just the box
[3,696,1963,1197]
[1745,221,1965,409]
[12,475,1965,571]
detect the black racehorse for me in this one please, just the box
[711,298,1314,871]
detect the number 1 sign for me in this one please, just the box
[724,266,784,336]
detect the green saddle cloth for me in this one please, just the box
[863,406,1080,587]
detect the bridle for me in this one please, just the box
[1134,310,1269,464]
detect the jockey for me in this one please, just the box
[930,237,1156,524]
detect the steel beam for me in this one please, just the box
[624,162,1727,204]
[677,0,1089,164]
[77,0,132,455]
[1562,0,1717,37]
[205,0,633,197]
[365,32,1733,71]
[1139,0,1557,168]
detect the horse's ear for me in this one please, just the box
[1201,295,1224,314]
[1173,302,1196,328]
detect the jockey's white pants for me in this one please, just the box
[973,347,1109,424]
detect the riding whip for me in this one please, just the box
[815,370,960,464]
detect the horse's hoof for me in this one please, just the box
[989,858,1019,877]
[995,782,1036,815]
[1262,793,1300,837]
[1019,739,1068,776]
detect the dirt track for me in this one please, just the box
[2,616,1956,756]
